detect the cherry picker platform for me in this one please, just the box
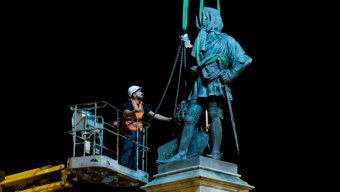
[67,101,150,187]
[1,101,150,191]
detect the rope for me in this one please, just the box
[147,41,184,124]
[173,45,185,117]
[148,0,222,122]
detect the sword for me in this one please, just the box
[225,85,240,155]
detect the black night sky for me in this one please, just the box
[2,1,330,192]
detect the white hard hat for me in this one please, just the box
[128,85,142,97]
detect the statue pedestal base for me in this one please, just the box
[141,156,254,192]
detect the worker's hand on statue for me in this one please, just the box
[169,117,177,125]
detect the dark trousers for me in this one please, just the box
[120,130,143,170]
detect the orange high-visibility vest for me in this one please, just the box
[124,99,144,132]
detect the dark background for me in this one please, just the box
[2,0,333,191]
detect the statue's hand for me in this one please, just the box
[221,69,231,84]
[206,70,222,81]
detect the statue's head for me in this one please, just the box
[196,7,224,32]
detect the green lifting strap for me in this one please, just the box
[200,55,228,69]
[183,0,221,33]
[196,0,221,65]
[198,0,221,25]
[217,0,220,12]
[182,0,189,32]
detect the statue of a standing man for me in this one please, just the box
[159,7,252,163]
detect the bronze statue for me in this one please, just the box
[158,7,252,163]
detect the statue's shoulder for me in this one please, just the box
[223,34,236,42]
[218,33,233,44]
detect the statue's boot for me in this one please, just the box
[206,152,223,160]
[156,151,186,164]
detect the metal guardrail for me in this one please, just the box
[68,101,150,172]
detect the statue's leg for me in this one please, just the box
[157,100,202,163]
[207,97,223,160]
[177,100,203,154]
